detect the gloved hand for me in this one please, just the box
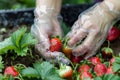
[67,0,120,59]
[31,0,70,65]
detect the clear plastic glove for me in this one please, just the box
[31,2,70,65]
[67,0,120,59]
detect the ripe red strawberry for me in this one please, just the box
[78,64,90,73]
[106,66,114,74]
[58,64,73,78]
[80,71,93,80]
[71,55,83,63]
[50,38,62,52]
[101,47,113,58]
[94,63,107,77]
[89,57,101,65]
[4,66,19,77]
[107,27,120,42]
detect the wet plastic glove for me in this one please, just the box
[31,0,70,65]
[67,0,120,59]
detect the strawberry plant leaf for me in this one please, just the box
[0,56,4,72]
[0,37,15,54]
[94,74,120,80]
[8,75,15,80]
[94,77,102,80]
[103,74,114,80]
[114,57,120,64]
[21,67,39,78]
[11,27,27,48]
[83,78,91,80]
[20,33,37,48]
[112,63,120,72]
[0,74,4,80]
[33,62,64,80]
[14,47,28,56]
[61,22,71,36]
[112,57,120,72]
[103,74,120,80]
[0,27,37,56]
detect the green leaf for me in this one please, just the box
[0,74,4,80]
[8,75,15,80]
[0,56,4,72]
[11,27,27,48]
[0,37,14,54]
[112,57,120,72]
[15,47,28,56]
[112,63,120,72]
[94,74,120,80]
[33,62,64,80]
[20,33,37,48]
[83,78,91,80]
[103,74,120,80]
[21,67,39,78]
[94,77,102,80]
[61,22,71,36]
[115,57,120,64]
[10,27,37,56]
[103,74,113,80]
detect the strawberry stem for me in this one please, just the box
[107,40,110,48]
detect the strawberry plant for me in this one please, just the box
[0,27,37,56]
[21,61,64,80]
[0,19,120,80]
[0,56,4,72]
[94,74,120,80]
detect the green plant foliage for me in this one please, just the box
[63,0,93,4]
[0,56,4,72]
[0,27,37,56]
[0,0,35,9]
[21,62,64,80]
[112,57,120,72]
[21,67,39,78]
[94,74,120,80]
[61,22,71,36]
[0,0,93,9]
